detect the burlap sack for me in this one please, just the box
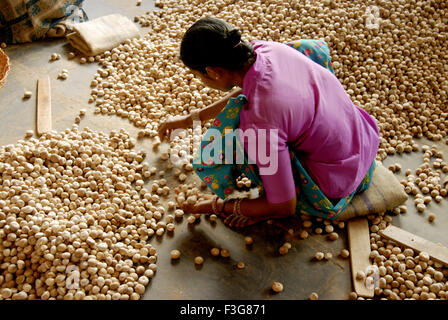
[0,0,87,44]
[337,161,408,221]
[66,14,140,56]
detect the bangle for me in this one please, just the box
[233,198,243,216]
[211,195,219,214]
[221,198,229,214]
[237,198,244,216]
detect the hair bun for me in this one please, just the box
[226,28,241,47]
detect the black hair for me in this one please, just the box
[180,17,254,74]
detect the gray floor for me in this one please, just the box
[0,0,447,300]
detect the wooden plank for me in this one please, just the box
[36,76,51,136]
[379,225,448,266]
[347,217,374,298]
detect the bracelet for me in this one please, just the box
[221,197,229,214]
[211,195,220,214]
[233,198,243,216]
[237,198,244,216]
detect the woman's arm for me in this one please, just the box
[183,193,296,219]
[221,194,296,218]
[158,87,242,141]
[191,87,242,124]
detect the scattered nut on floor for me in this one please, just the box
[23,91,32,99]
[271,281,283,293]
[170,250,181,259]
[220,249,230,258]
[309,292,319,300]
[194,256,204,265]
[314,252,324,261]
[340,249,350,258]
[244,236,254,245]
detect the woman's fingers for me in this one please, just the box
[234,216,246,228]
[158,119,176,141]
[158,124,171,141]
[238,216,256,228]
[158,114,191,142]
[157,123,167,141]
[223,215,234,226]
[223,213,262,228]
[224,214,245,228]
[238,216,252,228]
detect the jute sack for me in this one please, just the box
[66,14,140,56]
[0,0,87,44]
[337,161,408,221]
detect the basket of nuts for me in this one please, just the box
[0,48,10,90]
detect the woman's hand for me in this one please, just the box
[157,114,191,141]
[180,199,213,214]
[223,214,266,228]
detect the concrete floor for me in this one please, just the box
[0,0,447,300]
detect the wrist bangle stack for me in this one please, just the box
[233,198,244,216]
[237,198,244,215]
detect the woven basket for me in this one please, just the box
[0,48,10,90]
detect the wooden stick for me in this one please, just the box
[347,217,374,298]
[379,225,448,266]
[36,76,52,136]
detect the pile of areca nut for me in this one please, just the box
[1,0,447,300]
